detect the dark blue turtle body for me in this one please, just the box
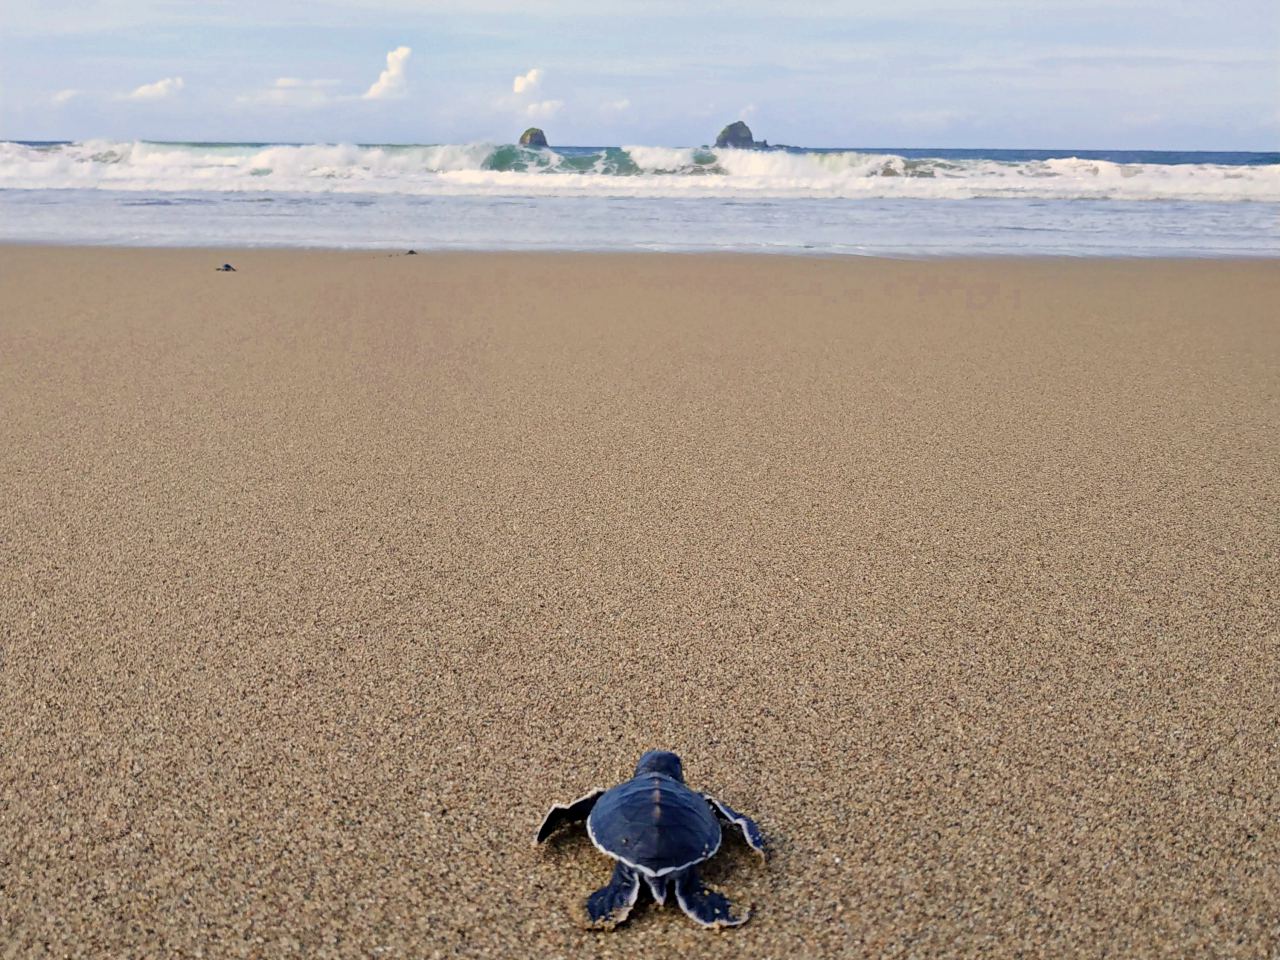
[535,750,766,929]
[586,765,721,876]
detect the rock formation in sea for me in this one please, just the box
[519,127,549,148]
[715,121,757,149]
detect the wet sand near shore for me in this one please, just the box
[1,247,1277,957]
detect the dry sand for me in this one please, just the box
[1,246,1278,958]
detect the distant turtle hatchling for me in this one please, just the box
[535,750,766,928]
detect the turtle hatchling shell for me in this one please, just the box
[587,774,722,876]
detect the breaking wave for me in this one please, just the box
[1,140,1277,203]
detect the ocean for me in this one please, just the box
[2,140,1277,256]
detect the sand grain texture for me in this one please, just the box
[1,248,1278,958]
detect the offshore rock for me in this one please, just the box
[519,127,549,148]
[715,121,756,149]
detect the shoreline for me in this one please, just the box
[3,240,1280,261]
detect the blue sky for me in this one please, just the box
[3,0,1277,148]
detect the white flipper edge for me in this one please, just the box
[702,792,767,858]
[535,788,606,845]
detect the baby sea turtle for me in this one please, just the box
[535,750,766,928]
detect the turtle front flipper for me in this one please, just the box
[586,862,641,927]
[673,868,749,928]
[535,789,605,844]
[702,793,767,857]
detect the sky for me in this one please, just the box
[2,0,1277,149]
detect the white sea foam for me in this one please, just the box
[2,140,1277,202]
[621,145,704,173]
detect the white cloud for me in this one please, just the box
[274,77,340,89]
[601,98,631,113]
[52,89,80,105]
[525,99,563,120]
[512,68,542,94]
[362,45,412,100]
[237,77,339,106]
[124,76,184,101]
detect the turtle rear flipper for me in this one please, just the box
[673,869,748,928]
[535,789,604,844]
[703,793,767,857]
[587,862,640,927]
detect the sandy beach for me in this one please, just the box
[1,246,1277,958]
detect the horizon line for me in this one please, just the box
[5,136,1278,154]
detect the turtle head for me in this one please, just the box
[634,750,684,781]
